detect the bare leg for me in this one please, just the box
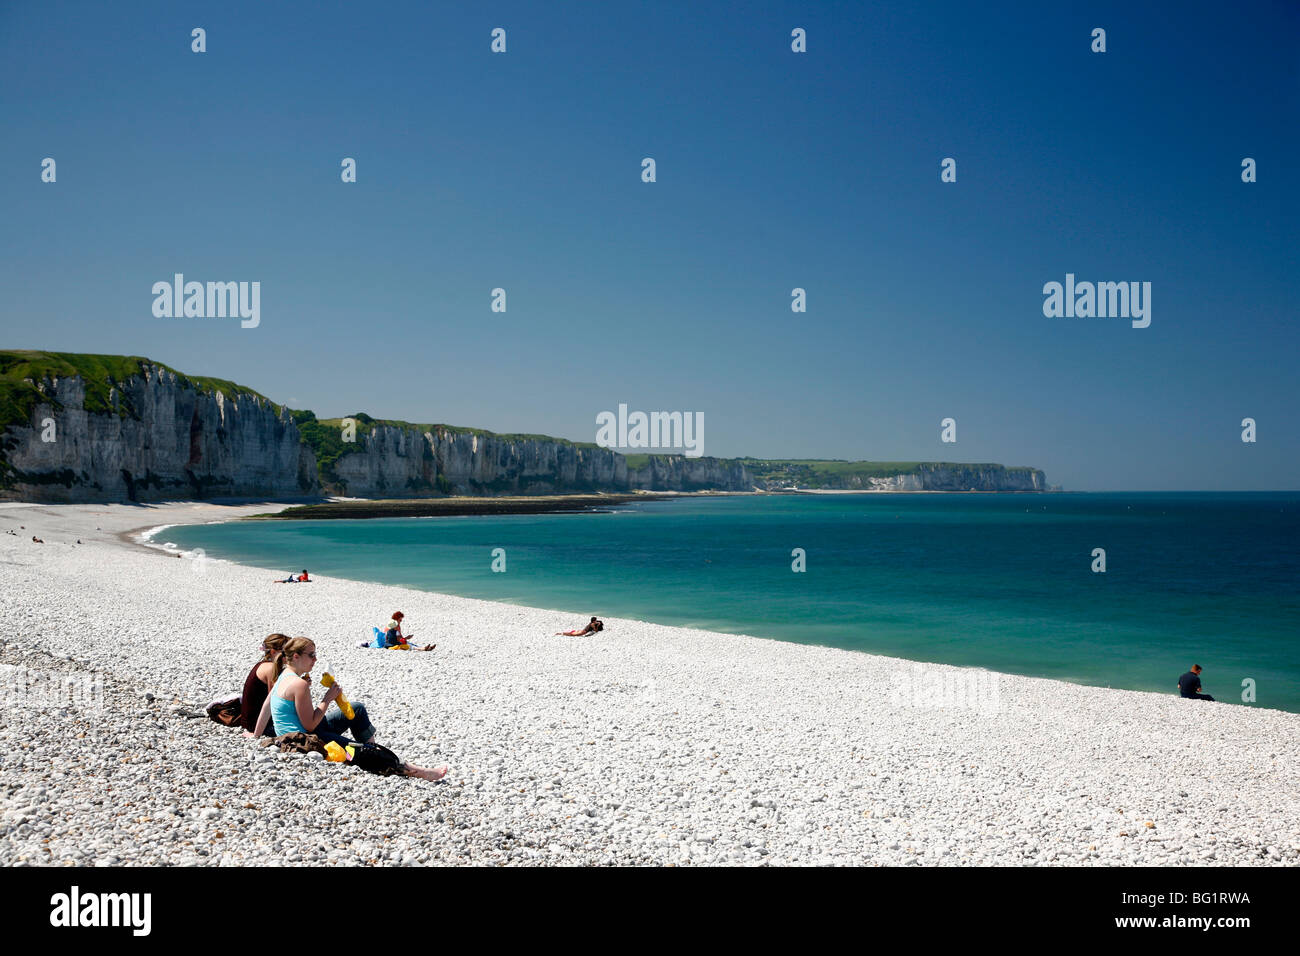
[403,763,449,782]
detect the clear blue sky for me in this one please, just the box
[1,0,1296,490]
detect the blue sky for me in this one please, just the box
[1,0,1297,490]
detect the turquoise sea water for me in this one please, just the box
[165,493,1300,713]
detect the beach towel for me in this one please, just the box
[263,732,328,756]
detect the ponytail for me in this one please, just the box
[273,637,316,682]
[261,633,289,662]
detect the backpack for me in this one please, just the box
[206,693,242,727]
[348,742,406,776]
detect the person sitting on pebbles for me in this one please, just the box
[383,611,434,651]
[1177,663,1215,702]
[246,636,448,782]
[239,633,290,738]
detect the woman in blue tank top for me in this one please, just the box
[248,636,448,782]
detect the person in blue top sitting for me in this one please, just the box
[247,636,448,781]
[1177,664,1215,701]
[358,611,435,650]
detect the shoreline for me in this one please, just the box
[1,500,1297,866]
[247,492,678,521]
[128,497,1299,717]
[29,499,1300,720]
[129,505,1298,717]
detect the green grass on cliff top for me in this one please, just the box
[0,350,596,453]
[0,350,280,425]
[311,412,600,446]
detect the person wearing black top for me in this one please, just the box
[240,633,290,735]
[1177,664,1214,701]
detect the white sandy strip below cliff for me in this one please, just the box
[0,501,1297,867]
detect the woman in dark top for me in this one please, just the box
[240,633,289,735]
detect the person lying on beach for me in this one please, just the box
[239,633,290,737]
[274,569,311,583]
[556,616,604,636]
[1177,664,1215,701]
[245,636,448,781]
[384,611,435,651]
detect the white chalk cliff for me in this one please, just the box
[1,367,316,502]
[0,359,1047,501]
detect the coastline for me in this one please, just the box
[1,500,1297,866]
[247,493,678,521]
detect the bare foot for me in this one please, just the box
[410,764,449,782]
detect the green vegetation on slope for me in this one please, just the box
[0,350,280,426]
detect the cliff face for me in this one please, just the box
[626,455,754,492]
[324,425,754,495]
[829,465,1048,493]
[0,368,319,502]
[435,430,628,495]
[0,352,1050,501]
[911,464,1047,492]
[329,425,631,496]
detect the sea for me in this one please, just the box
[163,492,1300,713]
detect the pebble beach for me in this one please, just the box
[1,500,1297,867]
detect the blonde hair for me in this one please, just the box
[272,636,316,682]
